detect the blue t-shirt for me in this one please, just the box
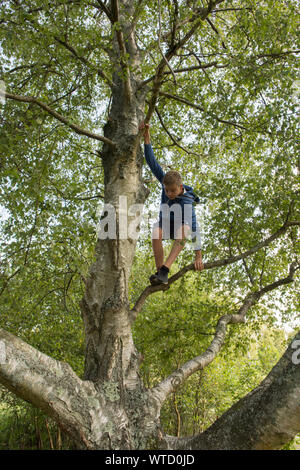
[144,143,202,251]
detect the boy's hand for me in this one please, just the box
[194,251,204,271]
[139,121,150,144]
[139,121,149,130]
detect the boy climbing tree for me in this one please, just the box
[140,122,204,285]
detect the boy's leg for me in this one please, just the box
[163,224,190,270]
[152,225,164,271]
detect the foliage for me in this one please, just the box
[0,0,299,450]
[130,246,299,445]
[0,390,75,449]
[1,0,299,341]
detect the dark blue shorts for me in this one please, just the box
[153,220,191,240]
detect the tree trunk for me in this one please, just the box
[77,2,159,448]
[77,86,160,448]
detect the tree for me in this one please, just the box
[0,0,299,450]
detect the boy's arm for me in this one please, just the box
[141,123,165,184]
[144,144,165,184]
[192,224,204,271]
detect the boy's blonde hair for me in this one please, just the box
[163,170,182,187]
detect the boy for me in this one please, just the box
[140,122,204,285]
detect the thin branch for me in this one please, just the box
[54,36,113,88]
[0,0,82,25]
[206,17,227,49]
[6,63,48,74]
[170,0,179,49]
[0,267,22,297]
[139,60,226,87]
[143,0,225,125]
[41,77,86,110]
[0,202,40,297]
[151,261,299,403]
[45,184,104,202]
[155,106,201,158]
[236,240,255,286]
[259,247,267,289]
[212,7,253,13]
[159,91,247,131]
[5,3,112,89]
[95,0,114,22]
[164,60,228,73]
[141,47,299,89]
[157,0,177,87]
[160,0,226,43]
[2,91,116,147]
[256,49,300,59]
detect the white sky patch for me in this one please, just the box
[291,79,300,102]
[0,80,6,110]
[0,206,10,222]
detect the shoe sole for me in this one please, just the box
[149,276,168,286]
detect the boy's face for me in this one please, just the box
[164,183,184,200]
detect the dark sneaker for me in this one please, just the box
[150,267,169,285]
[149,271,159,284]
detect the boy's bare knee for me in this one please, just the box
[174,238,186,248]
[182,224,191,238]
[175,224,190,241]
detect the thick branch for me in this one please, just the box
[164,330,300,450]
[151,262,299,404]
[0,327,102,448]
[2,91,116,147]
[111,0,132,102]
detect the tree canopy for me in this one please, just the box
[0,0,299,450]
